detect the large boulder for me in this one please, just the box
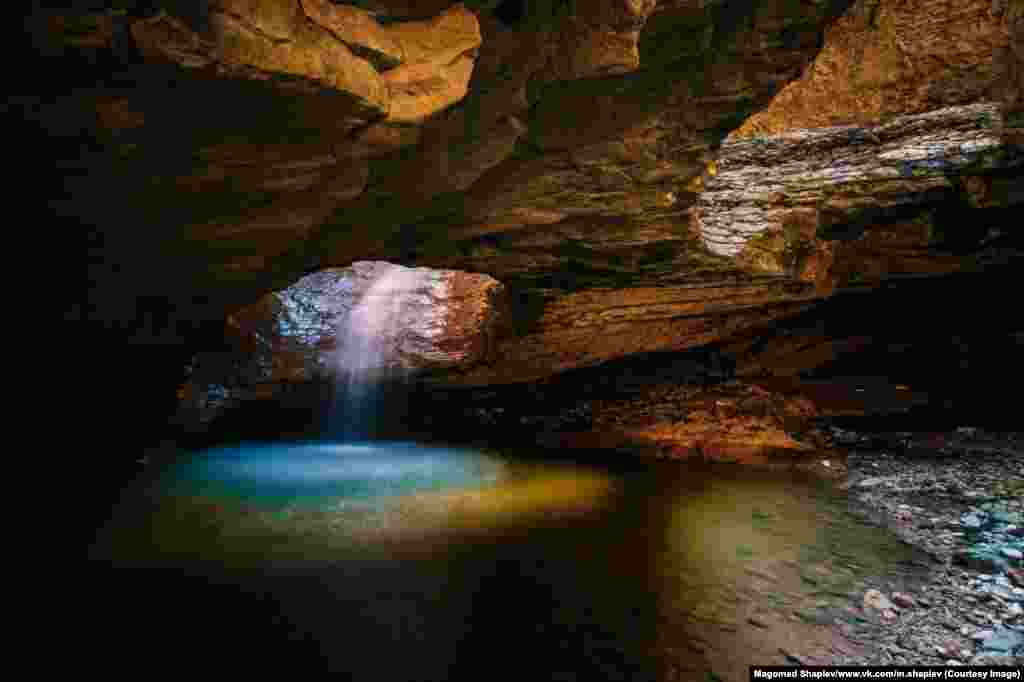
[177,262,506,427]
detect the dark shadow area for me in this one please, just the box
[492,0,526,26]
[407,260,1023,445]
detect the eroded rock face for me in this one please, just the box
[131,1,482,123]
[697,102,1023,289]
[34,0,1024,442]
[177,262,505,426]
[733,0,1009,137]
[999,0,1024,146]
[35,0,855,308]
[434,275,820,385]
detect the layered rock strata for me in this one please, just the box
[697,102,1023,290]
[32,1,1024,445]
[733,0,1011,137]
[35,0,857,321]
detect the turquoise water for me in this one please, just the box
[155,441,503,511]
[86,443,933,681]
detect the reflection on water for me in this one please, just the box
[86,444,929,681]
[91,442,614,566]
[648,468,928,680]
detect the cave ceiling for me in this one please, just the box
[34,0,1023,383]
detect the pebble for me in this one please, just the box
[835,427,1024,666]
[978,627,1024,653]
[892,592,916,608]
[961,513,986,530]
[864,589,896,611]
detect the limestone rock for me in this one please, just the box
[131,1,483,124]
[863,588,896,611]
[734,0,1009,137]
[178,262,506,424]
[384,53,477,122]
[433,278,820,386]
[697,102,1022,288]
[301,1,483,122]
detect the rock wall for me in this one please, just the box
[999,0,1024,146]
[697,102,1023,290]
[29,0,1024,445]
[33,0,856,318]
[733,0,1010,137]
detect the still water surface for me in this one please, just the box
[87,442,929,680]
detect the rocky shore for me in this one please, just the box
[827,427,1023,666]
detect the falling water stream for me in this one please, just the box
[86,267,934,680]
[333,265,427,440]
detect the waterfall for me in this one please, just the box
[333,265,425,440]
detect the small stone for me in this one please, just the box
[892,592,916,608]
[971,629,995,642]
[979,627,1024,653]
[970,653,1015,666]
[953,549,1004,573]
[747,615,771,628]
[881,609,898,623]
[960,625,972,636]
[961,513,986,530]
[863,589,896,611]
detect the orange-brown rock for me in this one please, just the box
[542,381,824,464]
[733,0,1009,137]
[130,1,482,123]
[538,375,927,468]
[179,262,506,425]
[434,278,820,386]
[34,0,1023,439]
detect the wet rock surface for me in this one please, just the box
[830,428,1024,665]
[176,261,505,428]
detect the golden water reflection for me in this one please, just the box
[89,446,930,682]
